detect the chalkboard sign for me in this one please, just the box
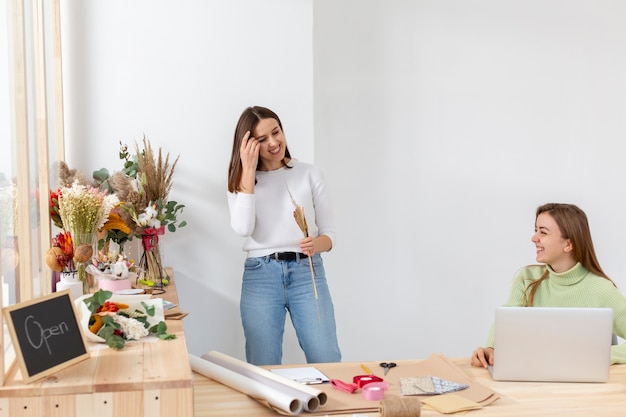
[3,290,90,383]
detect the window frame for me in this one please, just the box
[3,0,65,385]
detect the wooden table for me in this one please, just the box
[0,271,193,417]
[192,358,626,416]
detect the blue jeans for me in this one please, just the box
[240,254,342,365]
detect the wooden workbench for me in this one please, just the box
[0,270,193,417]
[192,357,626,416]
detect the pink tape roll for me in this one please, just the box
[362,381,389,401]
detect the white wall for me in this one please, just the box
[61,0,626,364]
[314,0,626,361]
[60,0,314,364]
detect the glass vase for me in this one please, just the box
[138,229,167,293]
[72,232,96,294]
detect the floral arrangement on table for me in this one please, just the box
[47,136,186,294]
[47,181,119,293]
[94,137,186,288]
[85,250,138,293]
[80,289,175,349]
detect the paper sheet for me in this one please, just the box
[270,367,330,384]
[304,353,499,415]
[421,393,482,414]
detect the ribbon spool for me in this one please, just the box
[330,374,385,394]
[379,397,422,417]
[361,381,389,401]
[353,374,383,388]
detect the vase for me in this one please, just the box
[72,232,96,294]
[138,227,168,293]
[56,270,83,300]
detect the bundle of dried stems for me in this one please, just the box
[288,188,320,319]
[135,136,179,204]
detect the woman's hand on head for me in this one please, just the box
[239,131,259,171]
[471,347,494,368]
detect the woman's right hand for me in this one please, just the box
[471,347,494,368]
[238,131,259,193]
[239,131,259,171]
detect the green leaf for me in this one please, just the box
[148,321,177,340]
[149,321,166,334]
[100,315,120,328]
[141,301,156,316]
[84,290,113,314]
[92,168,110,182]
[93,289,113,305]
[106,334,126,349]
[97,316,125,349]
[150,321,166,334]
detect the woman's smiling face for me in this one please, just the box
[253,118,287,171]
[531,212,575,272]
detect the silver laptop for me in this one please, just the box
[489,306,613,382]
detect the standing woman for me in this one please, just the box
[472,203,626,367]
[227,106,342,365]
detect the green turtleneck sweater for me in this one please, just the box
[485,262,626,364]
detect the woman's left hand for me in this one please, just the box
[299,237,315,256]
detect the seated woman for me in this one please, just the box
[472,203,626,367]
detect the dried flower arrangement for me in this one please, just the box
[47,179,119,292]
[105,137,186,288]
[48,136,186,293]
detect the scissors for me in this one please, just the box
[379,362,397,376]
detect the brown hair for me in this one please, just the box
[227,106,292,193]
[524,203,616,306]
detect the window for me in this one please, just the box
[2,0,65,383]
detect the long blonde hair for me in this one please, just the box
[524,203,615,306]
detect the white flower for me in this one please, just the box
[137,212,151,226]
[113,315,149,340]
[130,177,140,193]
[144,204,158,219]
[135,203,161,227]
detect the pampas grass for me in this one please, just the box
[135,136,179,205]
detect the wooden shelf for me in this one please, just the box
[0,268,193,417]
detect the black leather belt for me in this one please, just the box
[270,252,308,261]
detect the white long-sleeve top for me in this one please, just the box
[227,160,336,258]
